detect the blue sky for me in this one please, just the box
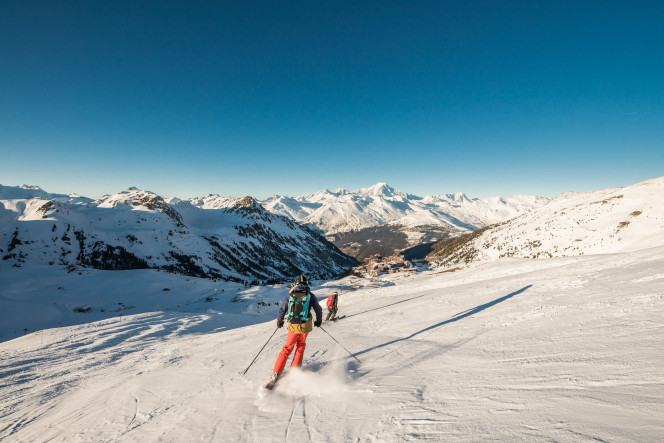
[1,1,662,199]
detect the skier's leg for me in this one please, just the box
[325,309,332,321]
[291,333,308,368]
[273,332,298,374]
[330,309,337,321]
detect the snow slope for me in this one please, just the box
[2,246,662,441]
[261,183,549,235]
[430,176,664,269]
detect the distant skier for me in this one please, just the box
[269,275,322,386]
[325,291,339,321]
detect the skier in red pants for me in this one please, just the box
[270,275,322,384]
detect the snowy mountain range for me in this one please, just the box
[4,176,659,279]
[262,183,549,259]
[429,176,664,269]
[262,183,548,234]
[0,186,357,281]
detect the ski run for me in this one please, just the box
[2,245,663,441]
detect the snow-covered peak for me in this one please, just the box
[307,188,340,200]
[454,192,470,202]
[177,194,267,213]
[361,182,395,196]
[434,192,472,203]
[97,188,164,209]
[231,196,259,209]
[95,188,184,224]
[183,194,240,209]
[0,184,47,200]
[20,184,42,191]
[0,184,93,204]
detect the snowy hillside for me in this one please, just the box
[1,246,662,441]
[262,183,548,235]
[0,186,357,282]
[429,176,664,269]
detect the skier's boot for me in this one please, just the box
[265,372,279,390]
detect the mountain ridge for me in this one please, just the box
[261,182,549,235]
[0,186,357,281]
[428,176,664,269]
[259,183,549,259]
[0,182,552,263]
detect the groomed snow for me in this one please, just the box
[2,247,663,441]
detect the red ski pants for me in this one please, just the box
[273,332,308,374]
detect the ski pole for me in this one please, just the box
[243,327,279,375]
[319,326,361,364]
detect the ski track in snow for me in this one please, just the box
[1,247,664,441]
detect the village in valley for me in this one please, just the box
[351,254,423,278]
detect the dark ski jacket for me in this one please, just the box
[277,283,323,332]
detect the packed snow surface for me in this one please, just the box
[2,247,663,441]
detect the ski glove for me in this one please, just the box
[314,320,322,328]
[277,319,284,328]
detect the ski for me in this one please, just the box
[324,315,345,324]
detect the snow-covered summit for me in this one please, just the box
[179,194,254,210]
[432,192,472,204]
[95,187,184,224]
[97,187,166,208]
[0,184,92,204]
[359,182,401,198]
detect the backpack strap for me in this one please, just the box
[301,292,311,319]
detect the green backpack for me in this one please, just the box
[287,290,311,324]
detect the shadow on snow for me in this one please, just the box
[353,285,533,358]
[343,292,431,320]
